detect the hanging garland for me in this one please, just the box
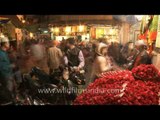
[139,15,153,41]
[138,15,159,53]
[148,15,158,44]
[140,16,152,35]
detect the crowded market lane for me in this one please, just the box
[0,15,160,105]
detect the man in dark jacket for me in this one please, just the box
[133,40,151,68]
[65,38,85,71]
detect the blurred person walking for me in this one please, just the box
[47,40,63,74]
[150,42,160,71]
[91,42,113,82]
[0,36,15,104]
[30,40,46,69]
[132,40,151,69]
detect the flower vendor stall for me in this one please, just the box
[74,64,160,105]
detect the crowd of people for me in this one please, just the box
[0,35,160,104]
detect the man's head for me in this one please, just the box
[0,37,10,50]
[128,42,134,50]
[53,40,58,46]
[95,43,108,56]
[1,42,10,49]
[135,40,146,51]
[67,38,75,48]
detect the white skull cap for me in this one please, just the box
[0,36,9,43]
[135,40,146,46]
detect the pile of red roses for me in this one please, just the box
[132,64,160,81]
[74,70,135,105]
[119,80,159,105]
[74,65,160,105]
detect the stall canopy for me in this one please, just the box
[0,17,11,24]
[0,15,23,28]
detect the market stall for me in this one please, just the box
[50,25,89,41]
[49,24,120,43]
[47,15,124,43]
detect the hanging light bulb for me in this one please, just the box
[65,26,71,33]
[22,20,25,23]
[50,27,54,32]
[0,33,5,38]
[78,25,84,32]
[55,27,59,33]
[30,32,33,38]
[109,28,114,35]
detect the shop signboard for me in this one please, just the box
[60,15,113,21]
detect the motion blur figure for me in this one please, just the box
[91,43,113,81]
[150,42,160,71]
[47,40,63,74]
[133,40,151,68]
[0,36,15,104]
[30,40,46,69]
[8,46,22,91]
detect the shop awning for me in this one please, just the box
[0,17,11,24]
[0,15,23,28]
[47,15,121,26]
[113,15,138,24]
[49,19,121,27]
